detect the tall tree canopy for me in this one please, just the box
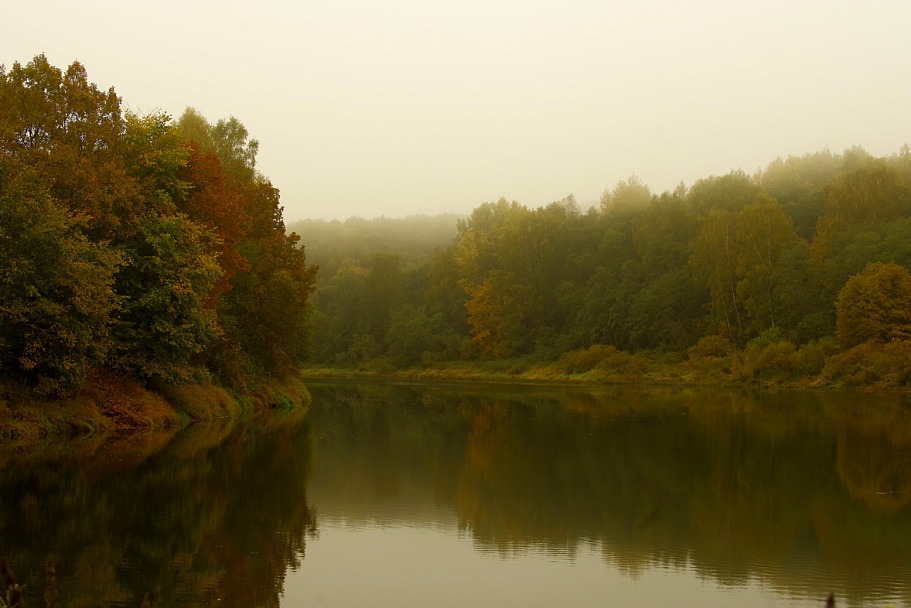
[0,55,316,394]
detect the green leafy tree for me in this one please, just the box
[385,307,449,366]
[758,149,843,240]
[691,209,746,342]
[812,154,911,319]
[767,241,830,343]
[686,171,760,215]
[175,107,215,153]
[0,161,122,394]
[625,188,706,350]
[364,252,404,342]
[824,153,910,225]
[600,175,651,215]
[628,268,706,351]
[178,108,258,185]
[310,260,371,362]
[110,213,222,383]
[454,200,532,356]
[734,196,803,334]
[123,111,190,216]
[424,247,470,345]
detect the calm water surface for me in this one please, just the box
[1,382,910,607]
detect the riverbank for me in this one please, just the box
[0,370,312,445]
[6,337,908,444]
[300,339,911,392]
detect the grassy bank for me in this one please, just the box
[300,339,911,392]
[0,370,312,445]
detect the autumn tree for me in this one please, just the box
[0,55,134,237]
[454,199,529,356]
[178,109,258,185]
[0,159,122,394]
[177,109,317,379]
[223,180,316,377]
[1,56,318,395]
[178,144,250,302]
[454,198,574,356]
[835,262,911,348]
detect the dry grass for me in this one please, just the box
[155,382,240,422]
[84,371,182,429]
[1,366,316,447]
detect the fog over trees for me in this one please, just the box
[4,54,911,396]
[292,144,911,384]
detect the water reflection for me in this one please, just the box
[0,410,315,608]
[303,382,911,607]
[2,383,910,607]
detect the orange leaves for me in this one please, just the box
[1,54,134,236]
[179,144,250,302]
[2,57,317,391]
[835,262,911,348]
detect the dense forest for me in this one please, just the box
[0,55,316,397]
[4,54,911,399]
[292,144,911,387]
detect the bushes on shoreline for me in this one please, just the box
[301,337,911,391]
[0,373,312,444]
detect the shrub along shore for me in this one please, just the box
[0,373,311,445]
[4,336,907,445]
[300,337,911,392]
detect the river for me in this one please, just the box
[1,381,909,607]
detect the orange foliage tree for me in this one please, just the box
[835,262,911,348]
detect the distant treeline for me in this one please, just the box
[292,144,911,385]
[0,55,316,396]
[5,55,911,396]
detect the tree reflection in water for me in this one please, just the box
[304,383,911,608]
[0,409,316,608]
[2,383,910,608]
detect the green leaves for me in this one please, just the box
[110,213,221,383]
[0,160,122,394]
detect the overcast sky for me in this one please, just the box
[5,0,910,221]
